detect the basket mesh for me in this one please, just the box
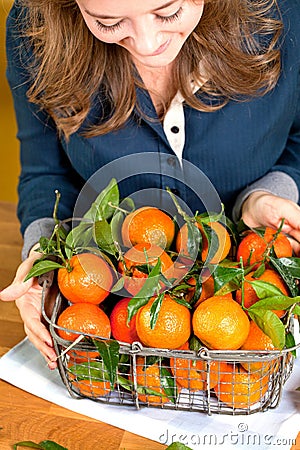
[48,292,295,416]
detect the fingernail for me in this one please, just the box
[48,361,57,370]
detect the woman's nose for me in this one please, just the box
[129,22,162,55]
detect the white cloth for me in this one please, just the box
[0,338,299,450]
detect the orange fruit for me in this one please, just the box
[68,361,111,398]
[118,243,174,296]
[214,364,269,409]
[136,294,191,349]
[110,297,139,344]
[57,303,111,341]
[57,252,113,304]
[240,320,278,373]
[194,273,216,307]
[121,206,175,249]
[236,227,292,267]
[67,348,99,363]
[133,357,171,404]
[71,378,111,398]
[170,343,205,391]
[176,221,231,264]
[235,268,288,317]
[170,343,230,390]
[192,295,250,350]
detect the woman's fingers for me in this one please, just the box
[16,294,58,368]
[0,278,34,301]
[24,320,58,369]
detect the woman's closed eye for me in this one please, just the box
[95,20,123,33]
[157,6,183,24]
[95,7,183,33]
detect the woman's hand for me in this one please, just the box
[241,191,300,255]
[0,247,57,369]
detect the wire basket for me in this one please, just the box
[42,278,298,416]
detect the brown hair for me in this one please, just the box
[19,0,282,139]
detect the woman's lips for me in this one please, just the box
[150,38,171,56]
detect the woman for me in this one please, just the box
[1,0,300,368]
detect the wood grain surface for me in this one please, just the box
[0,202,165,450]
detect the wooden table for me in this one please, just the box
[0,202,165,450]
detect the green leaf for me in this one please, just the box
[186,221,201,258]
[292,304,300,315]
[166,443,193,450]
[110,276,125,293]
[172,296,192,309]
[84,178,119,221]
[68,360,109,382]
[248,295,300,312]
[13,442,67,450]
[248,309,285,349]
[269,256,299,297]
[202,223,219,263]
[93,219,116,255]
[127,296,150,324]
[39,441,68,450]
[92,339,120,387]
[274,257,300,278]
[65,222,93,258]
[150,292,164,329]
[110,197,135,245]
[285,332,297,357]
[213,265,243,294]
[24,260,64,281]
[116,374,134,391]
[160,366,177,404]
[127,259,163,322]
[189,334,202,352]
[38,237,58,254]
[196,205,224,224]
[135,384,168,399]
[13,443,43,449]
[248,279,286,300]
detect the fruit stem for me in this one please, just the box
[108,202,130,215]
[239,257,246,311]
[52,189,64,227]
[166,187,196,224]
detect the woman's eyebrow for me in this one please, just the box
[84,0,179,20]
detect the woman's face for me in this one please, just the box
[76,0,204,68]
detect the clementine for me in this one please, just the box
[57,303,111,341]
[133,357,170,404]
[192,295,250,350]
[236,227,292,267]
[136,294,191,349]
[235,268,288,317]
[170,343,229,390]
[176,221,231,264]
[240,320,278,373]
[57,252,113,304]
[214,364,269,409]
[118,243,174,296]
[121,206,175,249]
[110,297,139,344]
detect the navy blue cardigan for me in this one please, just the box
[6,0,300,237]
